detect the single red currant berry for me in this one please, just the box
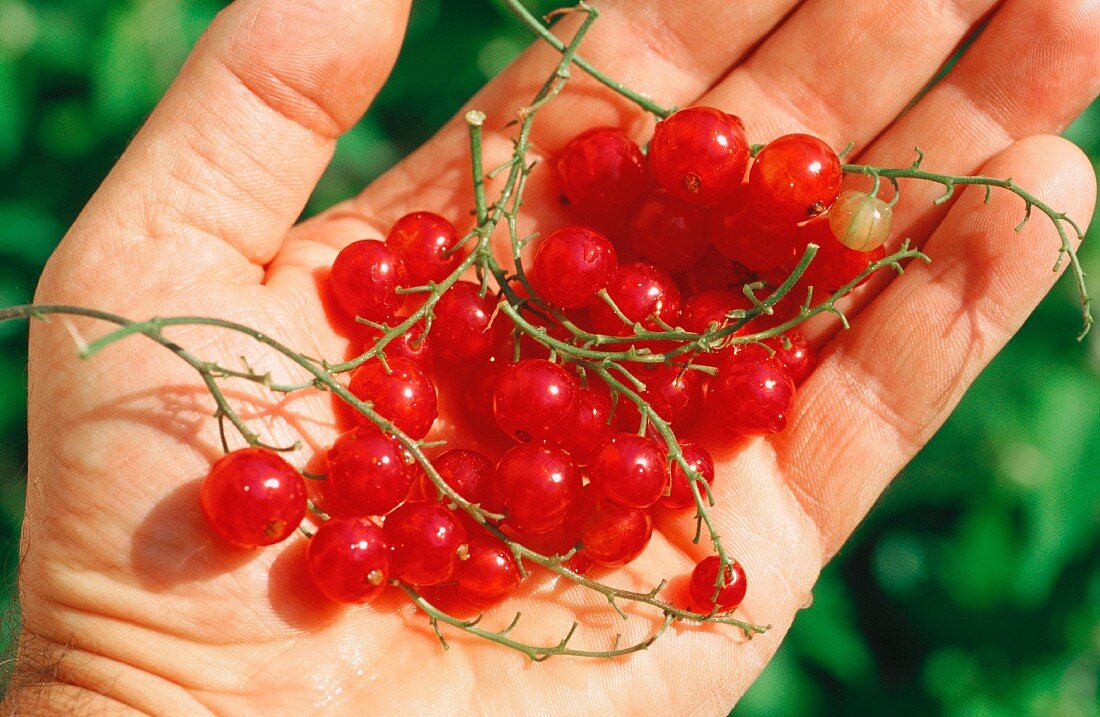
[323,426,412,518]
[648,107,750,206]
[828,190,893,251]
[363,323,433,368]
[689,556,748,612]
[531,226,618,309]
[493,359,579,443]
[200,448,306,548]
[589,262,682,335]
[589,433,669,509]
[750,134,843,223]
[680,288,752,334]
[557,380,614,465]
[495,443,582,535]
[430,281,505,363]
[661,441,715,510]
[795,217,887,292]
[420,448,494,506]
[577,498,653,567]
[329,240,406,322]
[384,500,467,586]
[628,191,711,273]
[385,211,463,285]
[556,127,649,230]
[764,331,815,385]
[348,356,438,439]
[307,517,390,604]
[455,535,522,608]
[706,352,795,436]
[631,364,704,429]
[711,186,799,271]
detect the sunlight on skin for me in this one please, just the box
[8,0,1099,714]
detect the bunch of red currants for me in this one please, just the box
[199,106,894,621]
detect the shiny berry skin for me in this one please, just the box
[795,217,886,293]
[589,433,669,509]
[648,107,750,206]
[363,324,433,368]
[348,357,438,439]
[420,449,494,506]
[324,426,412,517]
[589,262,682,335]
[431,281,504,363]
[329,240,406,322]
[828,190,893,251]
[680,288,750,334]
[493,359,579,443]
[750,134,842,223]
[385,211,463,285]
[455,535,522,608]
[661,441,715,510]
[628,192,711,273]
[384,501,467,586]
[706,352,795,436]
[200,448,306,548]
[495,443,582,535]
[557,381,614,465]
[764,331,815,385]
[556,127,649,230]
[711,186,799,271]
[307,517,390,604]
[577,498,653,567]
[531,226,618,309]
[689,556,748,612]
[685,248,754,294]
[631,364,704,428]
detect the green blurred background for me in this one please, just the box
[0,0,1097,713]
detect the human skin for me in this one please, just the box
[5,0,1099,714]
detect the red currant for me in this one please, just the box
[685,248,754,294]
[589,433,669,509]
[455,534,522,608]
[420,448,494,507]
[628,364,704,429]
[589,262,682,335]
[557,380,613,465]
[307,517,390,604]
[706,352,795,436]
[689,556,747,612]
[764,331,815,385]
[385,211,463,285]
[495,443,582,535]
[324,426,412,517]
[531,226,618,309]
[661,441,715,510]
[362,323,433,368]
[348,357,438,439]
[750,134,842,223]
[493,359,579,443]
[329,240,406,322]
[200,448,306,548]
[711,185,799,271]
[680,288,751,334]
[556,127,649,230]
[384,500,467,586]
[648,107,750,206]
[628,192,711,273]
[431,281,504,363]
[795,217,887,292]
[576,498,653,567]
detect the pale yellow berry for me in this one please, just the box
[828,190,893,251]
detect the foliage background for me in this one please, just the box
[0,1,1097,714]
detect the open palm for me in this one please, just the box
[11,0,1099,714]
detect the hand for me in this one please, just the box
[9,0,1098,714]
